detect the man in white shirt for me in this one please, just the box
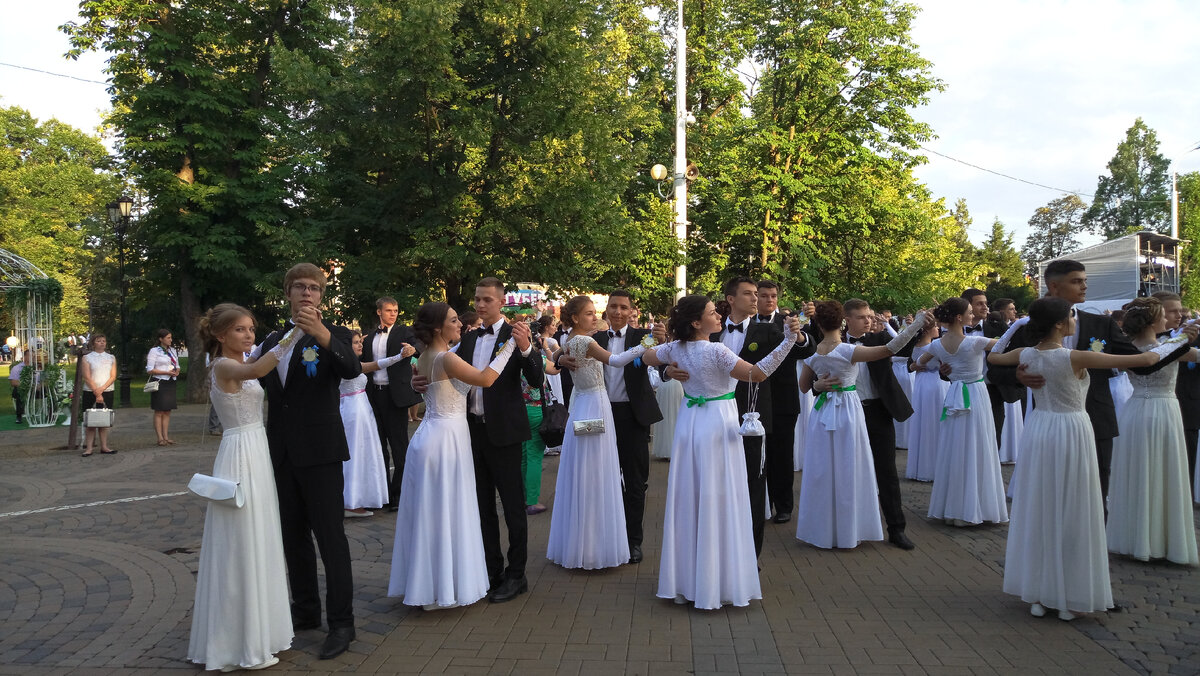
[361,296,419,511]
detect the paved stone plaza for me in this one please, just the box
[2,404,1198,675]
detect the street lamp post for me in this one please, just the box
[106,195,134,408]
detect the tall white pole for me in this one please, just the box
[672,0,688,301]
[1171,170,1179,240]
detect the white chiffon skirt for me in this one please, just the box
[547,387,629,569]
[188,423,293,671]
[1004,409,1112,613]
[892,360,914,449]
[905,371,946,482]
[388,415,488,607]
[340,391,389,509]
[657,398,760,609]
[652,379,684,460]
[928,381,1008,524]
[998,400,1023,464]
[794,383,814,471]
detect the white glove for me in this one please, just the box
[607,344,647,368]
[751,327,799,379]
[485,338,516,374]
[376,352,408,370]
[886,311,926,353]
[268,327,305,361]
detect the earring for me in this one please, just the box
[840,319,847,331]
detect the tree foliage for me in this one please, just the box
[1023,194,1087,276]
[1083,118,1171,239]
[977,218,1035,309]
[1178,171,1200,308]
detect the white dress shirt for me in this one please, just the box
[469,318,506,416]
[372,324,392,385]
[604,327,630,403]
[274,333,298,386]
[721,316,751,355]
[844,335,877,400]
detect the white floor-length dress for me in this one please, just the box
[1106,344,1198,565]
[652,373,683,460]
[655,340,761,609]
[892,357,914,449]
[1004,347,1112,613]
[388,352,489,608]
[997,400,1024,464]
[188,359,292,671]
[905,345,945,482]
[794,361,814,471]
[546,336,630,569]
[794,344,884,549]
[926,336,1008,525]
[340,374,389,509]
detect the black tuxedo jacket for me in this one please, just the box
[710,320,784,433]
[361,324,421,408]
[454,322,544,447]
[981,318,1024,403]
[593,327,663,428]
[993,309,1187,439]
[848,331,915,422]
[259,321,362,467]
[754,314,816,417]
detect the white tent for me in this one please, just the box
[1038,231,1184,314]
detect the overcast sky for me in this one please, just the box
[3,0,1199,250]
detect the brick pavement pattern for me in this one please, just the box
[1,404,1197,674]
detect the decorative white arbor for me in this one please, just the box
[0,249,66,427]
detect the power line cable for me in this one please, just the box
[0,61,108,85]
[919,145,1095,198]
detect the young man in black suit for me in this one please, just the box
[258,263,362,660]
[591,290,662,564]
[991,260,1196,505]
[451,277,542,603]
[361,296,419,511]
[755,279,815,524]
[962,288,1008,445]
[813,298,926,550]
[1152,291,1199,495]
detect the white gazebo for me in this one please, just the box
[0,249,65,427]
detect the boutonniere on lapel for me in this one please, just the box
[748,342,759,352]
[301,346,320,377]
[494,341,507,358]
[1088,338,1106,353]
[640,334,657,349]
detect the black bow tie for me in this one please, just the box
[376,327,388,334]
[610,329,623,338]
[757,314,773,323]
[964,325,981,333]
[726,323,744,333]
[477,325,495,336]
[846,335,863,345]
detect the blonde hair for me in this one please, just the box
[198,303,256,357]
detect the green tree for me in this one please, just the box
[1084,118,1171,239]
[0,105,121,336]
[1178,171,1200,308]
[978,218,1035,309]
[1023,194,1086,276]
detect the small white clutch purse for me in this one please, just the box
[187,473,245,508]
[738,411,765,437]
[573,419,605,435]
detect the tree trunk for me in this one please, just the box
[180,269,207,404]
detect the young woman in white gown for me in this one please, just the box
[793,362,814,471]
[188,303,301,672]
[387,302,515,610]
[650,367,683,460]
[989,297,1175,621]
[1105,297,1199,565]
[795,302,930,549]
[904,327,944,482]
[340,331,408,516]
[545,296,648,570]
[637,296,799,609]
[917,297,1007,527]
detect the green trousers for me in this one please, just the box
[521,405,545,506]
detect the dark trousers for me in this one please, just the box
[469,418,528,582]
[11,387,22,421]
[743,435,767,557]
[1096,436,1113,509]
[765,413,798,516]
[611,402,650,548]
[274,457,354,629]
[862,400,905,534]
[988,384,1005,447]
[1186,427,1198,499]
[367,385,410,508]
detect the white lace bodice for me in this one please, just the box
[928,335,989,382]
[805,343,860,387]
[652,340,739,398]
[339,373,367,395]
[566,335,606,392]
[912,344,941,373]
[1019,347,1088,414]
[209,357,266,430]
[423,352,469,420]
[1127,342,1189,399]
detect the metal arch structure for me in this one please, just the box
[0,248,63,427]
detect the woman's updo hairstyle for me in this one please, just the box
[1121,297,1163,336]
[813,300,844,333]
[1025,296,1072,343]
[412,302,451,345]
[933,296,970,324]
[198,303,255,357]
[714,299,732,325]
[667,295,710,341]
[560,295,592,329]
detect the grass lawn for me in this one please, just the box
[0,358,190,431]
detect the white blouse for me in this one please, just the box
[83,351,116,392]
[146,346,179,380]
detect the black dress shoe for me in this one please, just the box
[318,626,355,660]
[629,545,643,564]
[488,576,528,603]
[888,531,915,550]
[386,504,399,513]
[772,512,791,524]
[291,615,321,631]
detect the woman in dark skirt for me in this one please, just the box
[145,328,180,446]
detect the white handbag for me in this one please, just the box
[573,418,605,435]
[738,382,765,437]
[143,378,160,393]
[187,473,245,508]
[82,403,114,428]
